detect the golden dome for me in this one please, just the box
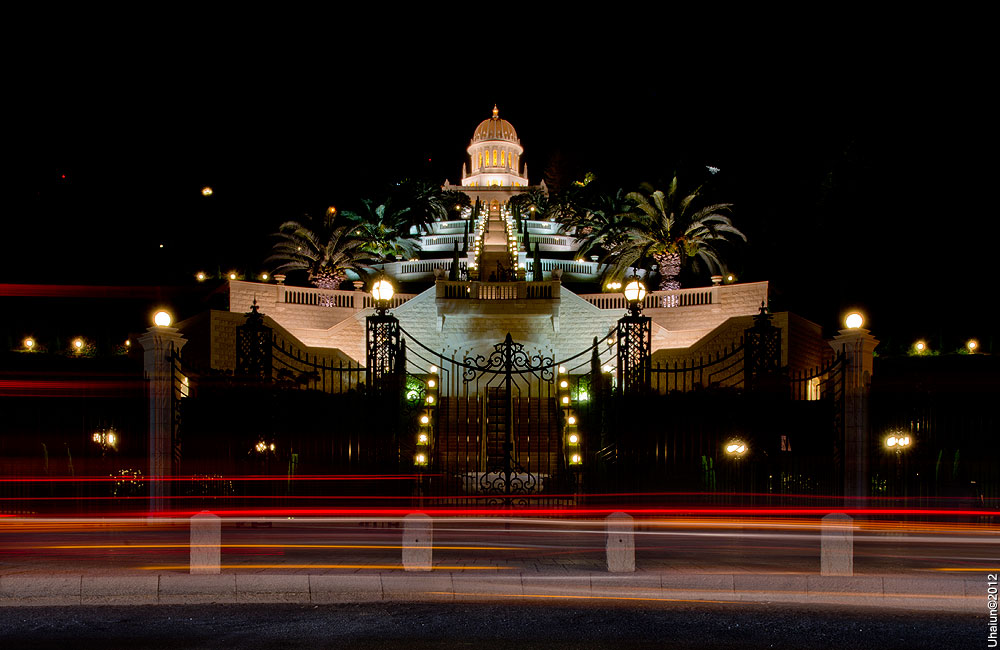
[471,105,519,144]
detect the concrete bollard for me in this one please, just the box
[403,513,432,571]
[190,511,221,575]
[821,513,854,576]
[606,512,635,573]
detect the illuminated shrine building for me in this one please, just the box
[458,105,530,193]
[215,104,811,375]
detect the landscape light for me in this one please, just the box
[845,312,864,329]
[153,311,172,327]
[968,339,979,353]
[726,441,747,455]
[417,433,428,444]
[261,273,269,281]
[427,379,436,388]
[914,341,926,353]
[568,433,579,444]
[196,272,206,281]
[560,380,568,388]
[425,395,435,404]
[23,337,34,349]
[201,186,213,196]
[567,415,576,425]
[430,365,438,373]
[420,415,429,424]
[73,338,84,351]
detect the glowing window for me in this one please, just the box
[492,149,497,166]
[478,152,482,169]
[500,151,505,167]
[807,377,821,401]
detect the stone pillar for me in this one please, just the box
[137,323,187,513]
[829,326,878,503]
[821,513,853,576]
[190,511,221,574]
[606,512,635,573]
[402,513,432,571]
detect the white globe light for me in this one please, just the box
[372,279,395,302]
[623,279,646,303]
[845,312,864,329]
[153,311,172,327]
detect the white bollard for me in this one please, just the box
[190,511,221,575]
[821,513,854,576]
[606,512,635,573]
[403,513,433,571]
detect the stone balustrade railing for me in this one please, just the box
[580,282,767,313]
[436,280,560,300]
[230,281,416,313]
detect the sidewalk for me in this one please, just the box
[0,569,979,613]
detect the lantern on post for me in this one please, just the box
[617,276,651,394]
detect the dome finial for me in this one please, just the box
[492,104,499,118]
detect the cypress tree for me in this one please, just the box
[449,242,460,281]
[532,241,543,281]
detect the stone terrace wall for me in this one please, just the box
[176,310,357,374]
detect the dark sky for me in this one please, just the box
[10,34,995,354]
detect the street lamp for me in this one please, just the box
[371,277,395,314]
[623,277,647,316]
[886,434,912,449]
[725,441,748,456]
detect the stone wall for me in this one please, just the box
[176,310,358,374]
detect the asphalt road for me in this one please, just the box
[0,602,980,649]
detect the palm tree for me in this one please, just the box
[266,212,372,289]
[509,187,549,221]
[342,198,420,262]
[390,178,449,235]
[608,176,745,293]
[559,186,634,261]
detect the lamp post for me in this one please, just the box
[725,440,749,504]
[617,277,651,394]
[830,310,878,504]
[885,433,912,497]
[137,309,186,514]
[366,277,401,394]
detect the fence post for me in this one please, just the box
[403,513,432,571]
[190,511,221,574]
[606,512,635,573]
[829,323,879,503]
[137,320,187,514]
[821,513,853,576]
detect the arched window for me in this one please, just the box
[492,149,497,166]
[500,151,505,167]
[478,152,482,170]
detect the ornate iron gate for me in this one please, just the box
[397,328,614,505]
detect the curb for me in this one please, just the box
[0,572,980,613]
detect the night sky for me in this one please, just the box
[11,38,995,355]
